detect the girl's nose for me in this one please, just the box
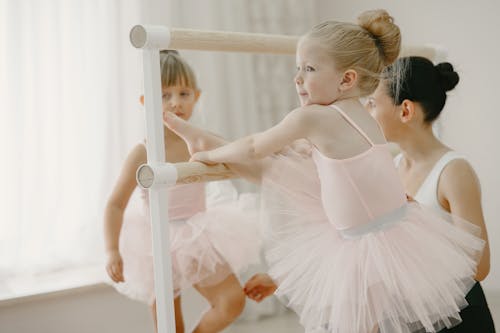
[295,72,303,85]
[168,96,180,108]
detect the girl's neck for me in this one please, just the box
[397,126,449,166]
[333,97,363,110]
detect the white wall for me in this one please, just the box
[316,0,500,292]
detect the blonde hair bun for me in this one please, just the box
[358,9,401,65]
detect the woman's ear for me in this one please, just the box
[139,95,144,106]
[399,99,415,123]
[339,69,358,92]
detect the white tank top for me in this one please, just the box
[394,151,466,212]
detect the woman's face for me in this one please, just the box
[365,80,402,142]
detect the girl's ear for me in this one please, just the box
[139,95,145,106]
[399,99,415,123]
[194,90,201,103]
[339,69,358,92]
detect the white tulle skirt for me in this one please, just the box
[114,181,261,304]
[260,141,484,333]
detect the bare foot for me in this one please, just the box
[243,273,278,303]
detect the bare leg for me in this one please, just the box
[192,274,246,333]
[150,300,158,333]
[150,297,185,333]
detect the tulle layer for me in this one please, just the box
[115,184,261,304]
[261,142,485,333]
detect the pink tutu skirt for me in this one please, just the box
[114,182,261,304]
[260,141,484,333]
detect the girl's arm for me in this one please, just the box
[103,144,147,282]
[191,107,313,165]
[164,112,275,184]
[439,159,491,281]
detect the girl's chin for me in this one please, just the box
[299,99,312,107]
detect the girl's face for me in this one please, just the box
[295,38,344,106]
[365,80,402,141]
[162,84,200,121]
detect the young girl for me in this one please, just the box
[103,50,260,333]
[175,10,485,333]
[365,56,495,332]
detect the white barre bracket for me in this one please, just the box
[130,25,171,49]
[136,163,178,189]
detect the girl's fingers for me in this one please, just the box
[107,267,118,283]
[106,266,114,280]
[108,264,124,283]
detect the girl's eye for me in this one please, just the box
[306,66,315,72]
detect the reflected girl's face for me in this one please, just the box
[162,84,200,121]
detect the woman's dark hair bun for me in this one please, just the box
[435,62,459,92]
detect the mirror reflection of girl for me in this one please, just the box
[365,56,495,333]
[166,10,485,333]
[103,50,260,333]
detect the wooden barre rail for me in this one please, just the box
[130,25,445,60]
[175,162,236,184]
[169,29,298,54]
[130,26,298,54]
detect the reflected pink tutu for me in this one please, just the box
[260,140,484,333]
[114,181,261,304]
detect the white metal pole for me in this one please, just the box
[141,48,176,333]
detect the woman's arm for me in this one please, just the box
[103,144,146,282]
[439,159,491,281]
[191,107,312,165]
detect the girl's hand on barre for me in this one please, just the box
[190,151,218,165]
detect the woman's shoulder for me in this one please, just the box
[439,153,481,194]
[441,156,478,182]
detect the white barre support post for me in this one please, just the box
[136,33,176,332]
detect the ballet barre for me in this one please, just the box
[130,24,445,333]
